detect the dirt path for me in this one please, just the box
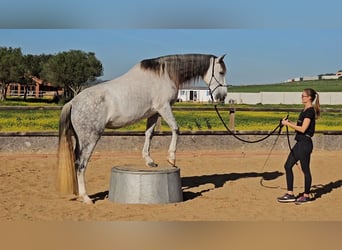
[1,149,341,221]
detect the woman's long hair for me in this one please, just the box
[304,88,320,119]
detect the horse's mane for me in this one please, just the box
[140,54,220,87]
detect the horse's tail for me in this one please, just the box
[57,101,78,195]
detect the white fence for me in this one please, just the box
[9,90,55,97]
[225,92,342,105]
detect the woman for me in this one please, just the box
[277,88,320,204]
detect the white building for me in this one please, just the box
[177,87,212,102]
[285,70,341,82]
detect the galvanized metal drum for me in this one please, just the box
[108,165,183,204]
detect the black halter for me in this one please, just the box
[208,57,228,101]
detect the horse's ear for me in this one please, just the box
[218,54,226,62]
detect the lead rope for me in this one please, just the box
[213,104,282,143]
[260,115,304,190]
[207,60,282,143]
[259,129,283,189]
[207,60,289,189]
[259,114,288,189]
[210,90,286,188]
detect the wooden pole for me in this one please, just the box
[229,104,235,131]
[155,116,162,131]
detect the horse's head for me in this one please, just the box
[204,54,228,103]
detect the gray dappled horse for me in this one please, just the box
[57,53,228,204]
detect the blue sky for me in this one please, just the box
[0,0,341,85]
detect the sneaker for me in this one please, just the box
[277,193,296,203]
[295,195,311,205]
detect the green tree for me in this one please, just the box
[42,50,103,100]
[24,54,52,78]
[21,54,52,100]
[0,47,24,100]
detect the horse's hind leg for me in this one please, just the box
[143,114,159,167]
[75,133,101,204]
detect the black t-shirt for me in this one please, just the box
[295,107,316,141]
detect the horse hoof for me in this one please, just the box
[84,199,94,205]
[147,162,158,168]
[167,159,176,167]
[82,197,94,204]
[70,196,93,204]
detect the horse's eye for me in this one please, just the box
[219,72,224,75]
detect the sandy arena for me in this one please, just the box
[1,148,341,221]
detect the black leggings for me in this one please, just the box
[284,139,313,194]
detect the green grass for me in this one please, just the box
[232,111,342,131]
[1,97,60,106]
[0,110,60,132]
[1,108,341,132]
[1,78,342,132]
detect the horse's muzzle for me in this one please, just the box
[215,89,227,103]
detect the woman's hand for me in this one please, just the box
[281,117,289,126]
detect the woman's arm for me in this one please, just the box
[282,117,311,133]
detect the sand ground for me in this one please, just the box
[1,149,341,221]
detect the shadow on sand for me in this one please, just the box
[90,177,342,204]
[90,191,109,203]
[310,180,342,201]
[182,171,283,201]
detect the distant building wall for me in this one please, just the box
[226,93,261,104]
[178,89,342,105]
[226,92,342,105]
[321,75,340,80]
[302,76,319,81]
[286,73,341,82]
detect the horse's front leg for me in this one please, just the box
[158,105,179,167]
[142,114,159,167]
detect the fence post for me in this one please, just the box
[229,101,235,131]
[155,116,162,131]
